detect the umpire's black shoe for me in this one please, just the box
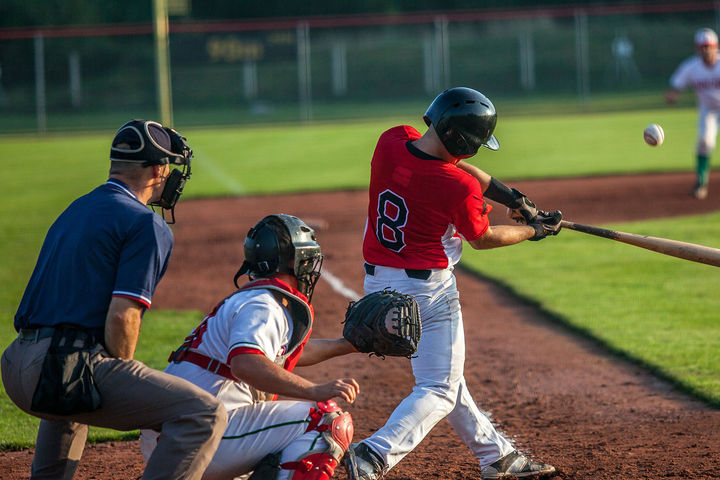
[481,450,556,479]
[342,442,386,480]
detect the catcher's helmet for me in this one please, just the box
[234,214,323,301]
[423,87,499,158]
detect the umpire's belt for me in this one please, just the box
[18,326,102,343]
[18,327,55,341]
[364,263,432,281]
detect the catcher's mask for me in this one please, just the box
[423,87,499,160]
[110,119,193,223]
[234,214,323,301]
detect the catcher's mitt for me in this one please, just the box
[342,289,421,359]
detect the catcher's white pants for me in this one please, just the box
[362,266,514,470]
[141,400,328,480]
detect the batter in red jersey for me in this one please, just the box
[345,87,561,480]
[363,124,492,271]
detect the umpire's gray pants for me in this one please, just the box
[1,333,228,480]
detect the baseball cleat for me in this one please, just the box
[693,183,709,199]
[342,442,385,480]
[481,450,556,479]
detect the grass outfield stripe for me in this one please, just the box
[191,147,246,195]
[460,211,720,407]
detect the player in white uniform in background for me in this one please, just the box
[140,214,359,480]
[666,27,720,199]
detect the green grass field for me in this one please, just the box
[1,106,718,448]
[462,213,720,406]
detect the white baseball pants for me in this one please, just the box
[362,265,514,470]
[142,400,330,480]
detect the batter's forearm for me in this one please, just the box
[469,225,535,250]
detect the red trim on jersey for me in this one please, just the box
[242,277,311,307]
[168,276,314,399]
[227,346,265,361]
[282,330,311,372]
[239,277,314,372]
[363,125,491,270]
[112,293,151,309]
[240,278,315,372]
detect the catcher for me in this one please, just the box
[140,214,419,480]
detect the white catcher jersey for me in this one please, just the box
[165,288,295,410]
[670,55,720,110]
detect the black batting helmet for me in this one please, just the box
[234,214,323,301]
[423,87,499,158]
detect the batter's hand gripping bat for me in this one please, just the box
[560,220,720,268]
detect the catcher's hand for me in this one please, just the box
[528,210,563,241]
[506,188,539,224]
[342,289,421,359]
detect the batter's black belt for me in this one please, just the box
[364,263,432,281]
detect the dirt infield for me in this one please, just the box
[3,171,720,479]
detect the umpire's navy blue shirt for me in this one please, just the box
[14,180,174,334]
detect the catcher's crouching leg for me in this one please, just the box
[269,400,353,480]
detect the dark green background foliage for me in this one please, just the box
[0,1,713,133]
[0,1,686,27]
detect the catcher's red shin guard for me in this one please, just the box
[281,401,354,480]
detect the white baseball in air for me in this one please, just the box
[643,123,664,146]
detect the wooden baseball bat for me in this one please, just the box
[560,220,720,268]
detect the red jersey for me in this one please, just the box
[363,125,492,270]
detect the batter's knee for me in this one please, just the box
[414,382,459,414]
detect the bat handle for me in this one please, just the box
[560,220,618,239]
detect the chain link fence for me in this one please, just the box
[0,2,718,133]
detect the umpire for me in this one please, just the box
[1,120,227,480]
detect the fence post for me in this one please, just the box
[519,27,535,91]
[69,51,82,108]
[331,40,347,96]
[243,61,258,99]
[423,33,437,94]
[0,64,5,108]
[574,9,590,105]
[153,0,173,126]
[297,21,312,122]
[436,16,450,90]
[34,32,47,134]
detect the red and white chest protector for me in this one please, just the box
[164,278,313,408]
[363,125,491,270]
